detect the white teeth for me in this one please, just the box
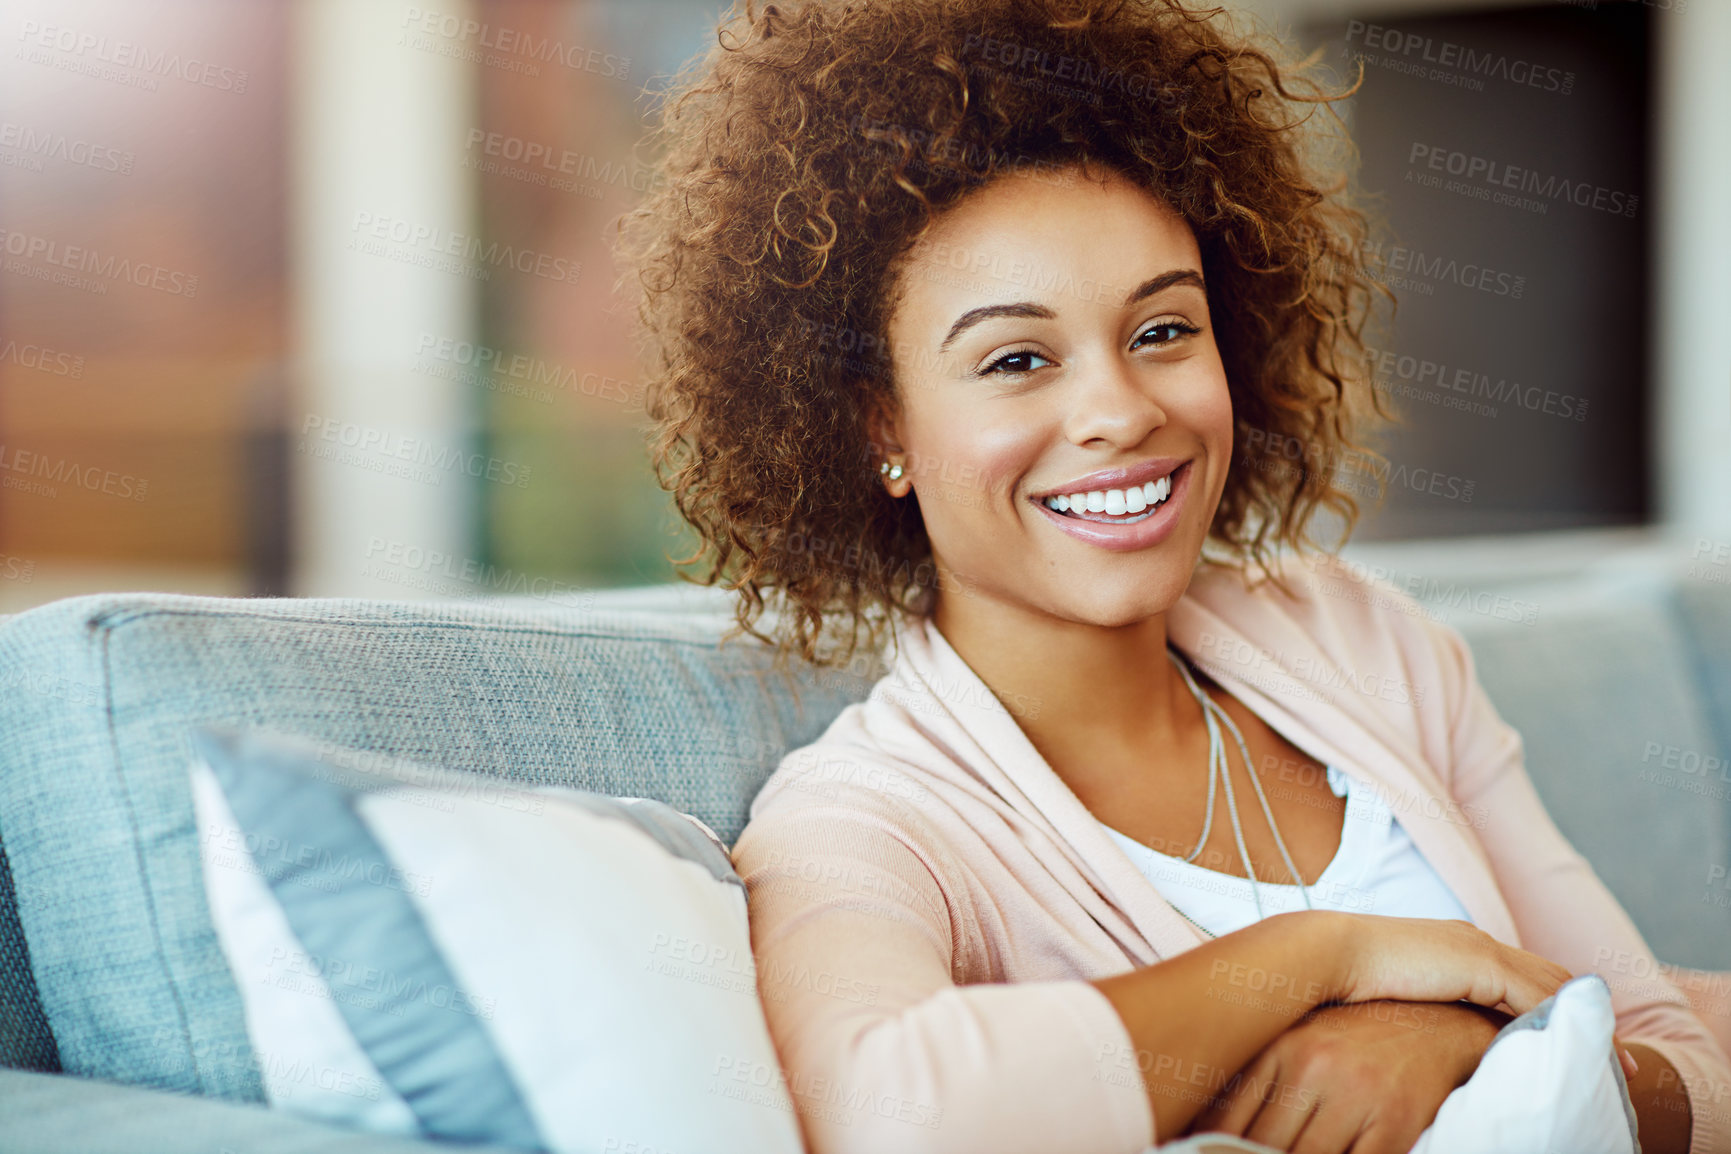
[1042,472,1176,518]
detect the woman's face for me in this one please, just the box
[874,161,1234,630]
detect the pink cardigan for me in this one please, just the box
[730,555,1731,1154]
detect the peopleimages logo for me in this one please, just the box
[1363,344,1589,422]
[298,415,532,489]
[1344,20,1573,95]
[958,33,1190,111]
[0,338,84,378]
[0,444,149,501]
[1195,629,1426,708]
[0,121,135,174]
[362,537,596,606]
[463,131,663,195]
[1351,240,1525,300]
[0,228,199,297]
[1408,143,1639,219]
[398,8,630,80]
[349,212,581,284]
[414,333,643,409]
[16,20,250,93]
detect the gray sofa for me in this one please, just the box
[1,554,1728,1151]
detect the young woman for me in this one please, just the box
[616,1,1729,1151]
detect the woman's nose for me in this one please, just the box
[1061,358,1167,447]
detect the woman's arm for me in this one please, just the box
[1093,911,1574,1140]
[1182,999,1510,1151]
[1626,1043,1695,1153]
[1430,619,1730,1154]
[733,802,1570,1154]
[1088,909,1355,1140]
[732,806,1154,1154]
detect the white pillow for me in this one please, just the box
[1410,973,1638,1154]
[189,726,804,1154]
[1149,974,1638,1153]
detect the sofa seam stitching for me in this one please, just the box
[99,620,208,1096]
[86,604,744,650]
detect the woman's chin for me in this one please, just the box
[1035,576,1191,629]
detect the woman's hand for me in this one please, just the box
[1333,914,1642,1078]
[1091,911,1603,1144]
[1183,999,1507,1154]
[1331,914,1574,1017]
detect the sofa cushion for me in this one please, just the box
[0,1066,523,1154]
[1677,576,1731,794]
[191,726,804,1154]
[1452,578,1731,968]
[0,591,877,1099]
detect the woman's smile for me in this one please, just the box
[1029,459,1195,552]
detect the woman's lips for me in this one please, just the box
[1030,461,1192,553]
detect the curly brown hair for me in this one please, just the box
[614,0,1391,673]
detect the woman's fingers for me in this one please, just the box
[1290,1102,1365,1154]
[1243,1081,1320,1152]
[1614,1034,1640,1079]
[1193,1049,1278,1136]
[1340,915,1571,1015]
[1492,943,1572,1015]
[1501,958,1634,1081]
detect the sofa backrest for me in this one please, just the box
[0,590,878,1095]
[1451,571,1731,969]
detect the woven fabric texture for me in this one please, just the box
[0,590,878,1100]
[0,1066,524,1154]
[0,839,59,1071]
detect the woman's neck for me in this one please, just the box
[929,584,1207,791]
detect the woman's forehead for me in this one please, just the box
[884,169,1201,332]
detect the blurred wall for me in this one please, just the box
[0,0,286,604]
[1306,3,1650,538]
[0,0,1724,614]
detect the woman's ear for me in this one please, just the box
[863,392,913,498]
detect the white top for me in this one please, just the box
[1102,764,1475,937]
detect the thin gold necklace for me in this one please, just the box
[1163,646,1314,932]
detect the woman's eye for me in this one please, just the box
[980,350,1050,375]
[1135,321,1201,348]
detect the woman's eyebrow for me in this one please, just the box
[1123,268,1206,308]
[936,267,1207,353]
[939,302,1053,353]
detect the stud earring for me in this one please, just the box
[879,461,904,482]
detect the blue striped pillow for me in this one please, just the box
[189,726,804,1154]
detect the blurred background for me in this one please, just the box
[0,0,1725,614]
